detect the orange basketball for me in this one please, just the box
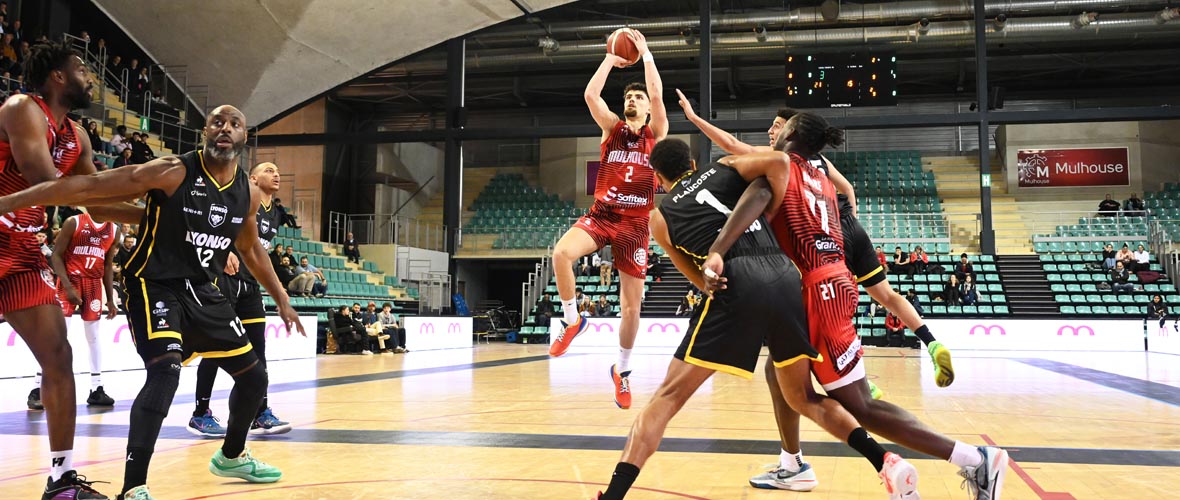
[606,28,641,66]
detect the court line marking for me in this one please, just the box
[982,434,1076,500]
[1014,358,1180,407]
[180,478,712,499]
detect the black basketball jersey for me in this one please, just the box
[811,153,854,218]
[125,150,251,282]
[658,163,779,266]
[232,200,280,284]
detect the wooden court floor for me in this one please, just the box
[3,343,1180,499]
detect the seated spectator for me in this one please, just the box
[906,289,924,316]
[0,33,15,65]
[941,275,962,305]
[875,246,887,271]
[378,303,407,352]
[535,294,555,329]
[282,256,315,296]
[575,287,591,316]
[1102,243,1117,270]
[1132,244,1150,273]
[646,250,663,282]
[129,132,155,163]
[269,243,285,270]
[599,258,612,288]
[36,231,52,257]
[593,295,612,317]
[910,246,929,274]
[959,275,978,306]
[1097,194,1120,217]
[109,125,129,155]
[359,302,387,352]
[1147,294,1168,330]
[275,198,300,228]
[590,252,602,276]
[347,303,372,355]
[342,231,361,263]
[954,253,974,282]
[331,306,362,354]
[576,258,592,277]
[676,287,700,316]
[1124,193,1145,217]
[297,256,328,297]
[889,246,911,275]
[112,147,133,168]
[1116,244,1135,270]
[83,119,103,152]
[885,311,905,348]
[283,245,299,267]
[275,255,299,291]
[1110,261,1135,294]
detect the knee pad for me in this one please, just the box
[140,357,182,416]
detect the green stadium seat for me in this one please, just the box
[994,305,1009,315]
[1060,305,1076,314]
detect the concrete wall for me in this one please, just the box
[455,261,490,308]
[1139,120,1180,192]
[255,99,326,240]
[375,142,446,219]
[358,244,398,278]
[1000,121,1142,200]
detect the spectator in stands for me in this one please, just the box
[1133,244,1151,273]
[599,258,612,288]
[576,257,592,277]
[114,235,136,271]
[331,305,362,354]
[875,246,887,271]
[346,305,373,355]
[889,246,911,276]
[954,253,974,281]
[343,232,361,263]
[941,275,962,306]
[1147,295,1168,330]
[109,125,128,155]
[906,289,924,316]
[1110,261,1134,294]
[885,311,905,348]
[1116,244,1135,270]
[8,20,20,46]
[129,132,155,163]
[959,274,978,306]
[105,54,122,89]
[911,246,929,274]
[590,251,602,275]
[378,303,406,353]
[134,66,149,95]
[275,198,300,228]
[1124,193,1146,217]
[676,286,699,316]
[78,31,91,44]
[270,243,285,271]
[36,231,51,257]
[0,33,15,66]
[83,119,103,153]
[113,147,133,168]
[1102,243,1117,270]
[535,294,555,329]
[1097,194,1121,217]
[646,250,663,282]
[351,303,362,316]
[276,256,301,294]
[297,256,328,297]
[593,295,612,317]
[575,287,591,316]
[283,245,299,267]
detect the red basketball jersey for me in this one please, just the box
[595,120,657,216]
[0,95,83,276]
[63,213,118,279]
[770,152,847,274]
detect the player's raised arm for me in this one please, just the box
[0,157,186,215]
[50,215,81,306]
[103,226,122,318]
[585,54,629,137]
[701,177,776,293]
[235,184,305,337]
[823,156,858,217]
[674,89,764,156]
[649,209,707,291]
[630,31,668,141]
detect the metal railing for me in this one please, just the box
[1029,211,1151,242]
[854,212,952,242]
[520,250,554,324]
[1148,219,1180,282]
[328,212,447,252]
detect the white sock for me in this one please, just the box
[949,441,983,468]
[49,450,73,482]
[561,298,578,324]
[617,348,633,373]
[780,449,804,472]
[34,372,42,390]
[84,321,102,389]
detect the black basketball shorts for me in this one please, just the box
[124,276,256,371]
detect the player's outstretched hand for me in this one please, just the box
[105,298,119,320]
[278,303,307,337]
[675,89,697,119]
[702,252,728,296]
[224,252,240,275]
[605,53,631,68]
[626,29,649,58]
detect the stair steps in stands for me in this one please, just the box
[996,255,1058,317]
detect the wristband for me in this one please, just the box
[642,52,654,63]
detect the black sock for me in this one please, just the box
[914,325,936,345]
[193,359,217,417]
[600,462,640,500]
[257,395,269,418]
[846,427,888,472]
[221,361,267,459]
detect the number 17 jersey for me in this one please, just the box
[771,152,847,274]
[63,213,118,279]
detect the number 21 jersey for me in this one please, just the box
[124,150,250,282]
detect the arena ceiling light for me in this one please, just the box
[754,25,768,43]
[1156,7,1180,24]
[1072,12,1098,28]
[994,13,1008,31]
[538,36,560,52]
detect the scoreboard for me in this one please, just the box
[785,53,897,108]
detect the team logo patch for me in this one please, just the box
[209,204,229,228]
[39,269,56,288]
[633,248,647,267]
[153,301,170,316]
[89,299,102,312]
[260,217,271,235]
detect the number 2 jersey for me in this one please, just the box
[771,152,847,274]
[595,120,657,216]
[658,163,779,265]
[63,213,118,279]
[124,150,251,282]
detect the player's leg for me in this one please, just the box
[609,217,651,410]
[80,277,115,406]
[243,315,290,435]
[207,351,281,483]
[750,359,816,491]
[599,358,714,500]
[29,371,44,410]
[549,222,600,356]
[187,359,227,438]
[864,279,954,387]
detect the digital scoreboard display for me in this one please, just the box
[785,53,898,108]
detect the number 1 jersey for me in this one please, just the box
[658,163,778,266]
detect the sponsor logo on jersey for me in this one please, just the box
[195,176,206,187]
[185,231,233,250]
[190,190,207,198]
[208,204,229,228]
[166,343,182,352]
[88,236,102,245]
[670,168,716,203]
[157,317,170,329]
[153,301,170,316]
[89,299,102,312]
[183,206,204,216]
[607,193,651,207]
[231,217,243,224]
[815,235,841,253]
[834,337,862,372]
